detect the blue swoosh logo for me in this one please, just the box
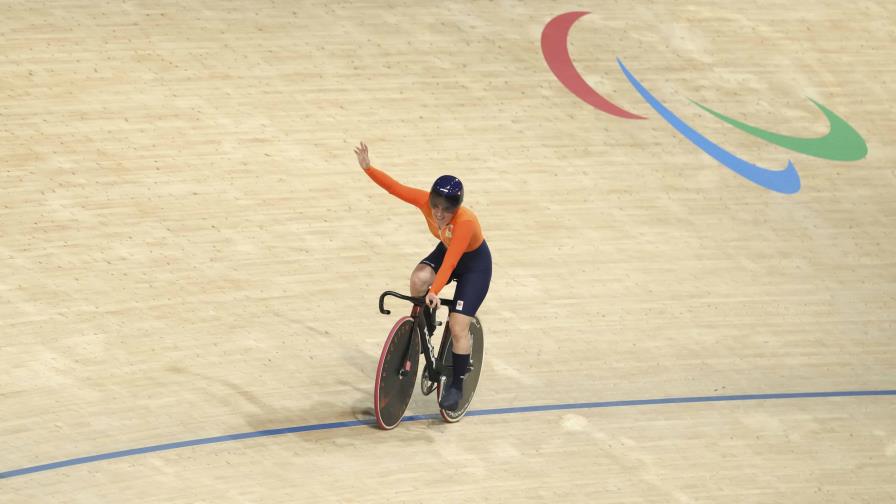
[616,58,801,194]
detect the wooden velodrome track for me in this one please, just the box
[2,1,894,501]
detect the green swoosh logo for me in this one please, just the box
[691,98,868,161]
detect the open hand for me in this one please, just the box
[354,142,371,170]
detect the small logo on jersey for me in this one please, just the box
[456,300,464,311]
[444,225,454,240]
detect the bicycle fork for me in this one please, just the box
[399,308,440,381]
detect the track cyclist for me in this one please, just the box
[354,142,492,411]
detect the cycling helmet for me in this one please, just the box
[429,175,464,209]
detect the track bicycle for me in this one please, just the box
[373,291,484,430]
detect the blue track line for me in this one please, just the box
[3,389,894,479]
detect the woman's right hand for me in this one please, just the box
[354,142,371,170]
[425,291,441,310]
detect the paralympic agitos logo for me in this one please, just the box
[541,12,868,194]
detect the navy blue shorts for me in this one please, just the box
[420,240,492,316]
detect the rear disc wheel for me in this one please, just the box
[436,317,484,423]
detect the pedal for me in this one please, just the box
[420,372,437,396]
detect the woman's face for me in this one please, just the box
[430,201,456,228]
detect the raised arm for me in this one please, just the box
[355,142,428,207]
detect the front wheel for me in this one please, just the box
[374,317,420,430]
[436,317,484,423]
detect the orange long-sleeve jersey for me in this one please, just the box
[364,166,484,295]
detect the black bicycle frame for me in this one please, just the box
[379,291,454,381]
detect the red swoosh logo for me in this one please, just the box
[541,11,645,120]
